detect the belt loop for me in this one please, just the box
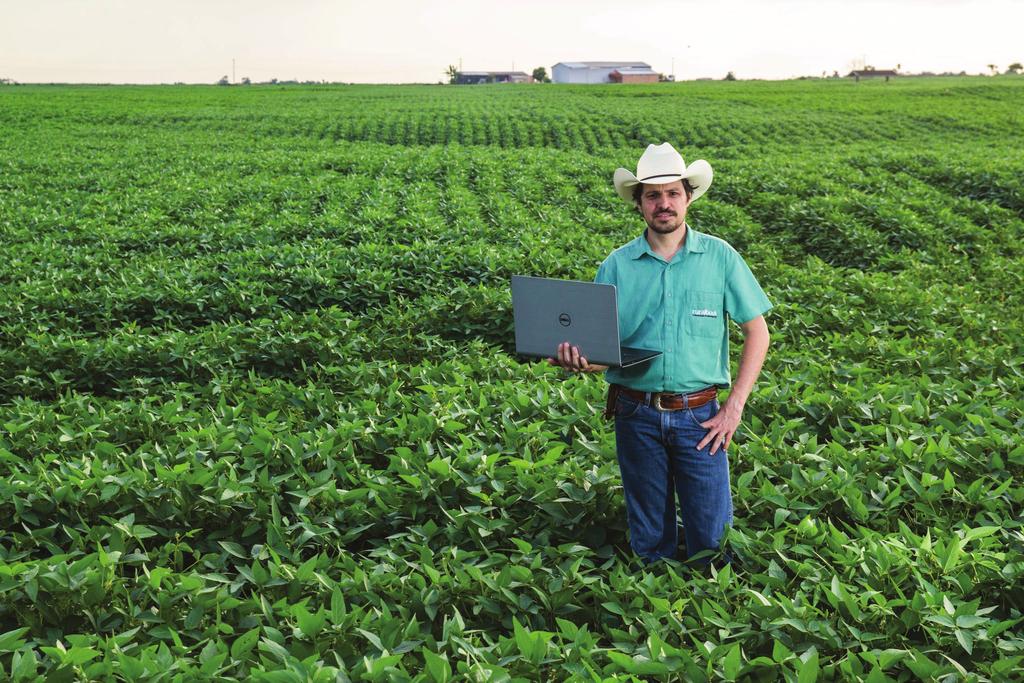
[683,393,690,409]
[644,391,652,408]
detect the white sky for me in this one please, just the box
[2,0,1021,83]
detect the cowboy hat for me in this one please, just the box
[613,143,713,203]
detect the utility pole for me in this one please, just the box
[232,58,236,83]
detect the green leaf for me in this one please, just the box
[512,617,533,661]
[956,615,989,629]
[772,640,793,663]
[65,647,101,667]
[11,648,39,680]
[231,627,261,660]
[422,649,452,683]
[219,541,248,559]
[942,538,965,572]
[185,604,204,630]
[904,650,938,678]
[356,628,385,652]
[365,653,403,677]
[723,643,741,680]
[602,601,626,616]
[0,628,29,653]
[258,637,291,663]
[330,586,347,623]
[296,606,326,640]
[512,617,545,665]
[427,457,451,477]
[955,629,974,655]
[606,651,671,676]
[148,566,172,590]
[797,648,819,683]
[296,555,318,581]
[963,525,999,542]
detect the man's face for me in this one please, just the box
[638,180,690,235]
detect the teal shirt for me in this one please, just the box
[595,227,771,393]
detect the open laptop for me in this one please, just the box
[510,275,662,368]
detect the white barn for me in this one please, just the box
[552,61,654,84]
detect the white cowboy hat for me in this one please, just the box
[613,142,713,203]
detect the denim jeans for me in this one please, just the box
[614,391,732,564]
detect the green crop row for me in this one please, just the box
[2,78,1022,153]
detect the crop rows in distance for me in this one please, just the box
[2,78,1023,154]
[0,78,1022,681]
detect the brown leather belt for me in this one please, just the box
[605,384,718,419]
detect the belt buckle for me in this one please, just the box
[653,393,678,412]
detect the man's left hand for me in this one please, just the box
[698,398,743,455]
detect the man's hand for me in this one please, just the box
[547,342,609,373]
[698,315,769,455]
[698,397,743,455]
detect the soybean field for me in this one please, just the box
[0,77,1023,681]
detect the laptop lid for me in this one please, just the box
[510,275,660,368]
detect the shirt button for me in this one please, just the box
[667,293,671,298]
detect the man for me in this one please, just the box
[550,143,771,564]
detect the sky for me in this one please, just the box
[2,0,1022,84]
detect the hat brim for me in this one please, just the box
[613,160,713,203]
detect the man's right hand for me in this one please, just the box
[547,342,609,373]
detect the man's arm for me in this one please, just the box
[698,315,769,455]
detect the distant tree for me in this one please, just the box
[987,64,998,75]
[217,75,230,85]
[531,67,550,83]
[1007,62,1023,74]
[446,65,459,84]
[241,76,251,85]
[724,71,736,81]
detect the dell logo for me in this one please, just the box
[558,313,571,327]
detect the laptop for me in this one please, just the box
[510,275,662,368]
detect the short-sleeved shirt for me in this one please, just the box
[595,226,771,393]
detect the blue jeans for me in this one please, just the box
[614,392,733,564]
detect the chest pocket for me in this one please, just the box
[684,290,725,338]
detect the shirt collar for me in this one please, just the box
[628,225,705,259]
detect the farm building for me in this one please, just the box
[455,71,532,84]
[610,68,659,84]
[552,62,655,84]
[847,68,898,79]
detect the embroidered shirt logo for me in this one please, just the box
[691,308,719,318]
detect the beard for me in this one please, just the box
[645,210,685,234]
